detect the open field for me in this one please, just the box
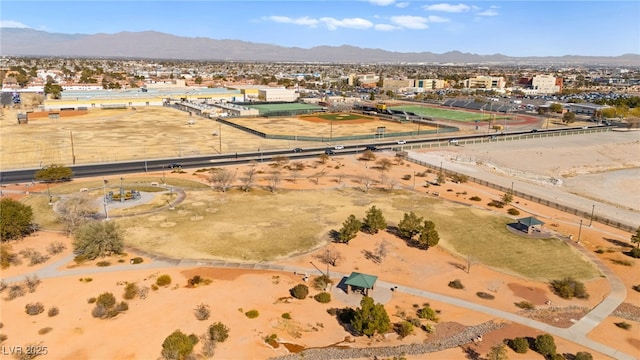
[301,113,375,121]
[246,102,322,114]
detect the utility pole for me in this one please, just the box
[577,219,583,243]
[70,130,76,165]
[589,204,595,227]
[219,123,222,153]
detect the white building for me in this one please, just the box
[531,75,562,94]
[258,88,299,102]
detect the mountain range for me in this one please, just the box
[2,28,639,66]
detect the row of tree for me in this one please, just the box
[337,207,440,250]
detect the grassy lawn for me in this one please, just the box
[46,177,209,195]
[108,187,599,280]
[391,105,508,122]
[22,195,65,231]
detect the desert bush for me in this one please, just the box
[476,292,495,300]
[97,292,116,308]
[402,174,412,180]
[194,303,211,321]
[123,282,139,300]
[25,302,45,315]
[487,200,505,208]
[611,258,633,266]
[116,301,129,312]
[74,254,88,263]
[264,333,278,344]
[574,351,593,360]
[595,248,605,254]
[38,327,53,335]
[313,292,331,303]
[507,208,520,216]
[208,322,230,343]
[312,274,333,291]
[79,277,93,282]
[632,284,640,292]
[0,334,6,342]
[7,284,25,300]
[20,248,49,265]
[138,286,150,299]
[422,323,436,333]
[87,297,97,304]
[448,279,464,289]
[130,257,144,264]
[394,321,414,338]
[534,334,556,356]
[514,301,535,310]
[615,321,631,330]
[48,306,59,317]
[290,284,309,299]
[1,245,22,269]
[449,174,468,183]
[46,241,67,255]
[507,337,529,353]
[156,274,172,287]
[91,305,107,318]
[550,277,589,299]
[161,329,194,360]
[96,260,110,267]
[245,310,259,318]
[0,281,5,293]
[628,247,640,258]
[151,284,159,291]
[469,196,481,201]
[417,305,438,321]
[23,274,41,293]
[281,313,291,319]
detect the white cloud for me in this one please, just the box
[319,17,374,30]
[367,0,396,6]
[374,24,399,31]
[395,2,410,8]
[426,15,450,23]
[0,20,30,28]
[476,9,499,16]
[390,15,429,29]
[422,3,471,13]
[267,16,319,27]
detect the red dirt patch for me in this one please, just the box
[299,113,375,124]
[508,283,550,305]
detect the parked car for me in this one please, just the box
[334,145,344,150]
[396,140,407,145]
[165,163,182,168]
[365,145,378,151]
[449,139,458,144]
[324,149,335,155]
[292,148,303,153]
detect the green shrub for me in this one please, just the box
[290,284,309,299]
[123,282,139,300]
[116,301,129,312]
[514,301,535,310]
[96,292,116,308]
[25,302,44,315]
[313,292,331,303]
[281,312,291,319]
[469,196,482,201]
[628,247,640,258]
[632,284,640,292]
[448,279,464,289]
[264,333,278,344]
[130,257,144,264]
[394,321,414,338]
[507,208,520,215]
[476,292,495,300]
[156,274,172,287]
[73,254,88,264]
[47,306,59,317]
[161,330,194,360]
[507,337,529,353]
[151,284,159,291]
[96,260,110,267]
[611,258,633,266]
[87,297,96,304]
[615,321,631,330]
[312,275,333,291]
[0,334,7,342]
[574,352,593,360]
[417,305,438,322]
[550,277,588,299]
[245,310,259,319]
[534,334,556,356]
[188,333,199,346]
[402,174,411,181]
[208,322,230,343]
[487,200,505,208]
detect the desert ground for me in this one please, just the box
[1,103,639,360]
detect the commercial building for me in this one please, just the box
[464,76,505,89]
[257,88,299,102]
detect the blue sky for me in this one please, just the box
[1,1,639,57]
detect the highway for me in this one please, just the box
[0,126,608,184]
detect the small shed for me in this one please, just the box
[17,113,28,124]
[517,216,545,234]
[344,272,378,296]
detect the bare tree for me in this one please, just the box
[209,169,236,192]
[240,165,257,192]
[466,255,479,274]
[271,155,290,168]
[360,150,376,162]
[376,158,394,172]
[334,172,347,184]
[379,174,399,191]
[376,240,389,261]
[318,153,330,164]
[308,169,327,185]
[356,174,375,193]
[314,248,343,267]
[57,193,98,234]
[266,171,282,193]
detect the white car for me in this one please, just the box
[334,145,344,150]
[396,140,407,145]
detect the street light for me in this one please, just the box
[589,204,595,227]
[577,219,583,243]
[120,177,124,202]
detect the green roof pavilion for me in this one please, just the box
[344,272,378,296]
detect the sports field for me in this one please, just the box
[247,102,322,114]
[302,113,375,121]
[391,105,501,122]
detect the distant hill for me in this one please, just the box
[2,28,638,66]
